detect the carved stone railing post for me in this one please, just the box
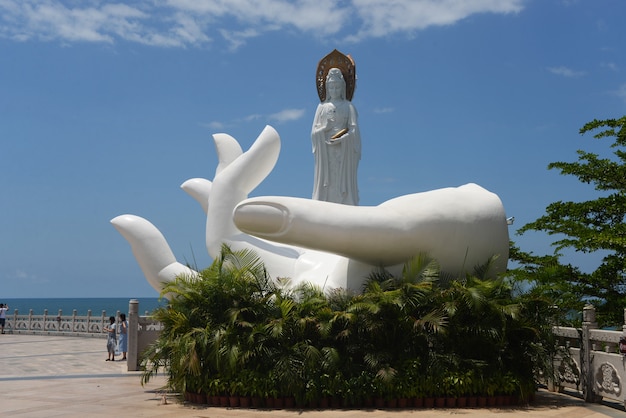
[57,309,63,331]
[101,310,107,333]
[581,304,601,402]
[72,309,77,332]
[128,299,139,371]
[87,309,92,332]
[11,309,17,333]
[43,309,49,331]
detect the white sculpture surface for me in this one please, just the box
[112,125,510,294]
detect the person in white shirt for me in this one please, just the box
[0,303,8,334]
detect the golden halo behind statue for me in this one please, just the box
[316,49,356,102]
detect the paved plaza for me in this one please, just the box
[0,334,624,417]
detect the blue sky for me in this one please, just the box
[1,0,625,298]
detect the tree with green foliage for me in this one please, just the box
[507,245,588,326]
[516,116,626,326]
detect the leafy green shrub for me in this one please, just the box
[141,246,554,403]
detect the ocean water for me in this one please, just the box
[0,298,167,316]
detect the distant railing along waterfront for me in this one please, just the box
[5,306,153,338]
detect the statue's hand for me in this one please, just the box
[112,126,280,294]
[233,184,510,276]
[113,124,510,296]
[327,129,348,144]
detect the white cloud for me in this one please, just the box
[373,107,394,114]
[244,114,263,122]
[205,121,225,130]
[205,108,304,130]
[615,84,626,104]
[348,0,524,41]
[10,269,48,284]
[0,0,526,47]
[269,108,306,123]
[168,12,211,46]
[14,269,30,279]
[601,62,618,71]
[165,0,348,35]
[219,27,260,51]
[3,1,139,43]
[547,66,585,78]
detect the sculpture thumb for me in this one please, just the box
[111,214,196,294]
[181,178,212,215]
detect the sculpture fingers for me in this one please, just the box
[233,183,509,276]
[206,125,281,256]
[111,214,196,293]
[211,125,281,194]
[181,178,212,215]
[213,133,243,176]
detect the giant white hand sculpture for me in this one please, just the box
[112,125,509,294]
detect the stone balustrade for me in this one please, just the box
[5,304,153,340]
[5,308,120,338]
[550,305,626,408]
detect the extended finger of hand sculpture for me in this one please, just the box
[110,214,196,292]
[234,184,509,277]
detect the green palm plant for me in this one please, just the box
[424,255,542,399]
[355,254,446,380]
[140,245,554,404]
[140,244,275,396]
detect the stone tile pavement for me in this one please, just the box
[1,334,625,417]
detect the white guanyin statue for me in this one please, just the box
[111,51,510,295]
[312,50,360,205]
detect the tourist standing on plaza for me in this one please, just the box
[118,313,128,361]
[0,303,8,334]
[104,316,117,361]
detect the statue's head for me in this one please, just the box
[316,50,355,102]
[325,68,346,101]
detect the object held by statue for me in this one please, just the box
[330,128,348,140]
